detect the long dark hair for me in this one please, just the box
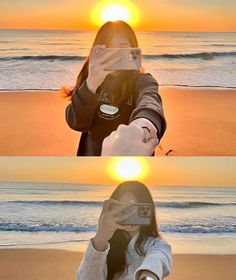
[107,181,160,280]
[61,20,144,105]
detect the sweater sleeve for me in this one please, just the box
[134,238,172,280]
[76,238,110,280]
[65,80,100,132]
[129,73,167,140]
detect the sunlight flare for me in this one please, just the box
[91,0,140,27]
[108,158,149,182]
[102,4,130,22]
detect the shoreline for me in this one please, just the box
[1,231,236,254]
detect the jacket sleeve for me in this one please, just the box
[129,73,167,140]
[135,238,172,280]
[76,238,110,280]
[65,80,100,132]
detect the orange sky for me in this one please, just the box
[0,0,235,31]
[0,157,235,187]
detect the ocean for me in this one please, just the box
[0,29,236,90]
[0,181,235,254]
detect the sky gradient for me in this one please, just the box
[0,157,235,187]
[0,0,235,31]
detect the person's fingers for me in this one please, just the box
[93,44,106,49]
[102,199,119,213]
[113,211,135,222]
[97,49,120,64]
[116,224,135,231]
[102,70,115,77]
[142,128,151,143]
[146,137,159,153]
[114,209,136,221]
[110,202,133,216]
[102,56,121,70]
[127,123,145,140]
[89,45,103,55]
[101,52,121,64]
[115,124,130,136]
[94,49,119,65]
[89,45,106,59]
[101,139,108,155]
[116,223,127,230]
[103,130,117,141]
[101,133,116,156]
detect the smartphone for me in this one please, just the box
[92,47,142,71]
[112,202,153,225]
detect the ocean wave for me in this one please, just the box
[143,51,236,60]
[5,200,103,206]
[161,225,236,234]
[1,51,235,62]
[3,200,236,208]
[156,201,236,208]
[208,44,236,47]
[0,222,235,234]
[159,84,236,89]
[0,55,86,61]
[0,222,97,233]
[0,48,29,51]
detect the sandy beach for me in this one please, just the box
[0,87,235,156]
[0,249,235,280]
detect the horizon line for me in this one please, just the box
[0,180,235,188]
[0,28,235,33]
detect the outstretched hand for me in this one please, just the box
[102,123,159,156]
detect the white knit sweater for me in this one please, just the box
[77,232,172,280]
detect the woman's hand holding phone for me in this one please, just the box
[86,45,121,94]
[93,199,133,251]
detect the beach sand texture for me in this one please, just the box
[0,87,235,156]
[0,249,235,280]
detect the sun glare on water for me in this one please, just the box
[91,1,140,27]
[108,158,149,182]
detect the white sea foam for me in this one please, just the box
[0,182,235,253]
[0,30,235,90]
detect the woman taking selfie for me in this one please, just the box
[64,20,167,156]
[77,181,172,280]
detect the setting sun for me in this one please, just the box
[108,158,149,182]
[102,4,130,22]
[91,0,140,27]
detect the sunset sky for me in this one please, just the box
[0,0,235,32]
[0,157,235,187]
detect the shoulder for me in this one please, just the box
[135,72,159,87]
[145,236,171,252]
